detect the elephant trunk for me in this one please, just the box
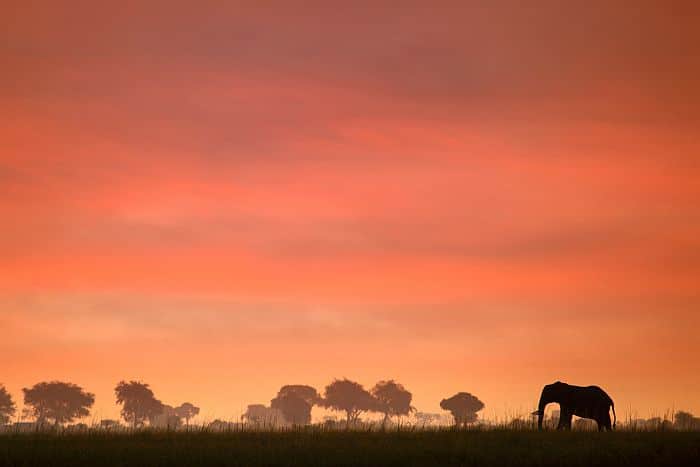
[536,393,548,430]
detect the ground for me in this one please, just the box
[1,429,699,466]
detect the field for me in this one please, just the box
[1,428,699,467]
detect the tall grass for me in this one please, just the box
[1,426,699,467]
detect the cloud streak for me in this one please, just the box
[1,0,699,419]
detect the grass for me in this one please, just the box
[1,428,699,467]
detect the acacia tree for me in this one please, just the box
[175,402,200,426]
[321,379,378,428]
[270,385,321,425]
[22,381,95,427]
[439,392,485,428]
[371,380,413,427]
[114,381,164,428]
[0,385,16,425]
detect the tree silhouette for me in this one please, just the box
[149,404,182,428]
[270,385,321,425]
[114,381,164,428]
[22,381,94,427]
[175,402,200,426]
[371,380,413,427]
[0,385,15,425]
[674,411,700,430]
[276,385,321,406]
[439,392,485,428]
[241,404,285,427]
[271,392,311,425]
[321,379,378,428]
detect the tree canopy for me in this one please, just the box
[0,385,16,425]
[371,380,413,425]
[321,379,378,428]
[270,385,321,425]
[175,402,200,425]
[22,381,94,426]
[114,380,164,428]
[439,392,485,427]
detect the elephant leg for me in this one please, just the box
[564,413,573,430]
[558,411,573,430]
[600,412,612,431]
[556,417,565,430]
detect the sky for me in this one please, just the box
[1,1,699,423]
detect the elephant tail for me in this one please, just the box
[611,401,616,428]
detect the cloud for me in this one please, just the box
[1,1,699,418]
[3,2,699,125]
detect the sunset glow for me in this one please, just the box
[1,2,699,423]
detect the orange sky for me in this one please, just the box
[1,1,699,423]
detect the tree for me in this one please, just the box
[0,385,15,425]
[271,392,311,425]
[270,385,321,425]
[149,404,182,429]
[175,402,200,426]
[241,404,286,427]
[114,381,164,428]
[275,385,321,407]
[674,411,700,430]
[22,381,94,427]
[321,379,378,428]
[371,380,413,427]
[439,392,485,428]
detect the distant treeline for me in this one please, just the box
[0,379,484,429]
[2,381,698,431]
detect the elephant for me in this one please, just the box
[532,381,616,431]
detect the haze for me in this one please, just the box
[1,1,699,423]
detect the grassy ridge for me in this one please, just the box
[1,429,699,467]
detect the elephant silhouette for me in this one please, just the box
[532,381,616,431]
